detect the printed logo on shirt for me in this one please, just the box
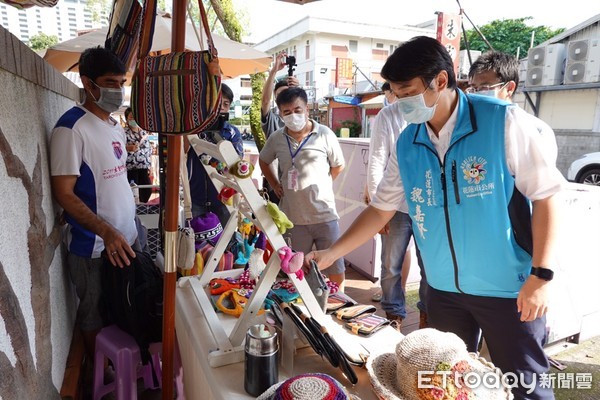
[460,156,495,199]
[113,141,123,160]
[461,156,487,184]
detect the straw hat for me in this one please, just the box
[366,329,513,400]
[257,373,361,400]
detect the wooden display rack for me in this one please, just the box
[178,137,327,368]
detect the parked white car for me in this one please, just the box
[567,152,600,186]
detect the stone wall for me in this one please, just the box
[0,25,80,399]
[556,131,600,176]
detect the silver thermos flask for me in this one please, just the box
[244,323,279,396]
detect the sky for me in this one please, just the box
[236,0,600,43]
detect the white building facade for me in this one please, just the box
[0,0,105,45]
[251,16,434,104]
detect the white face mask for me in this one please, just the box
[396,86,440,124]
[90,81,125,113]
[476,89,497,98]
[283,113,307,132]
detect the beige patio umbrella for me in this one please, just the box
[42,13,272,79]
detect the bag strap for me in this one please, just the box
[137,0,157,58]
[137,0,217,60]
[179,146,193,222]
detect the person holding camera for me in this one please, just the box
[261,53,300,138]
[185,83,244,226]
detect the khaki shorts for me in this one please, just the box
[288,220,345,275]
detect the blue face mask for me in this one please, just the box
[395,87,441,124]
[90,80,125,113]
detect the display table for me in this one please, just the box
[175,283,403,400]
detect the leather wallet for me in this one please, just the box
[335,304,377,321]
[344,313,390,337]
[326,292,357,314]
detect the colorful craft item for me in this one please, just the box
[179,250,205,277]
[266,201,294,234]
[239,217,253,236]
[207,158,227,174]
[200,154,212,165]
[209,278,240,295]
[238,269,256,290]
[216,162,227,174]
[278,246,305,280]
[268,287,300,304]
[255,230,267,250]
[218,187,237,206]
[190,212,223,247]
[230,159,254,178]
[215,289,247,317]
[235,235,259,265]
[327,279,340,295]
[248,248,266,281]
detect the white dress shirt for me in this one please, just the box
[371,100,566,212]
[366,103,408,212]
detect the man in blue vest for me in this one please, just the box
[306,36,565,399]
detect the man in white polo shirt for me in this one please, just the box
[50,47,138,360]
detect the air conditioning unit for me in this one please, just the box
[526,43,566,86]
[518,59,528,86]
[564,38,600,84]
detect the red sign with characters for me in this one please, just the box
[335,57,353,89]
[436,12,462,76]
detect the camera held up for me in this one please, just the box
[284,55,296,77]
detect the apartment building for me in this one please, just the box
[0,0,105,45]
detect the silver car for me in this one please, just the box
[567,152,600,186]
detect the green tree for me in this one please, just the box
[462,17,565,57]
[85,0,111,25]
[28,32,58,51]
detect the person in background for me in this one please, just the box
[468,50,557,158]
[366,82,428,328]
[306,36,565,399]
[124,107,152,203]
[261,53,301,203]
[186,83,243,226]
[259,87,346,288]
[261,52,301,138]
[50,47,138,361]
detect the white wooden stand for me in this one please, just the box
[178,137,327,368]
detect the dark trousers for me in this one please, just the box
[127,168,152,203]
[428,287,554,400]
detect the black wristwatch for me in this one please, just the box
[530,267,554,281]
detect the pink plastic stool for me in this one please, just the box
[93,325,185,400]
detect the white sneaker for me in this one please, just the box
[371,290,382,302]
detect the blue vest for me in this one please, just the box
[397,90,532,298]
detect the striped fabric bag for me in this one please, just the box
[130,0,221,135]
[105,0,142,71]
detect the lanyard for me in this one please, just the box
[286,133,312,166]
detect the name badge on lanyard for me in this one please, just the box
[286,133,312,192]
